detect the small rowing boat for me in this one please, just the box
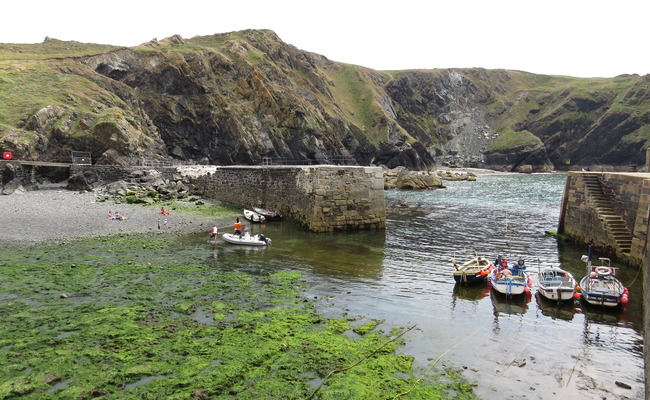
[244,209,266,223]
[253,207,283,221]
[451,249,494,284]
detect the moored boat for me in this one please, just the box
[244,209,266,223]
[222,232,272,246]
[451,249,495,284]
[489,258,533,297]
[537,265,577,302]
[253,207,283,221]
[578,252,628,307]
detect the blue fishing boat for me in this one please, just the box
[578,250,628,307]
[489,258,533,297]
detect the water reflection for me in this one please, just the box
[198,222,387,279]
[490,290,532,315]
[452,282,491,302]
[535,292,579,321]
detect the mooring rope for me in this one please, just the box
[392,325,483,399]
[307,325,418,400]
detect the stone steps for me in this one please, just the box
[583,173,633,254]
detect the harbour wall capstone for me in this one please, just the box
[185,165,386,232]
[559,171,650,268]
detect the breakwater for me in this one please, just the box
[182,165,386,232]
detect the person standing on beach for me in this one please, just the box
[157,220,161,231]
[209,225,219,240]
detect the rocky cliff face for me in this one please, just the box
[1,31,649,171]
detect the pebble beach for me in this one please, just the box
[0,185,224,247]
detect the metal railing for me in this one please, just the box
[71,151,91,165]
[261,155,357,166]
[138,158,175,167]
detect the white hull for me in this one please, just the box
[537,266,576,302]
[253,207,283,221]
[491,280,527,296]
[222,233,271,246]
[243,209,266,223]
[538,287,576,302]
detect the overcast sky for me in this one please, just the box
[3,0,648,78]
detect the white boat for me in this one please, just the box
[253,207,283,221]
[489,258,533,297]
[578,255,628,307]
[222,232,271,246]
[244,209,266,223]
[537,265,577,302]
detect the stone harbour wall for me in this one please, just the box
[559,173,610,250]
[186,165,386,232]
[560,171,650,267]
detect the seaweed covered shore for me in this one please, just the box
[0,191,474,399]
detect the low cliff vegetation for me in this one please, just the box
[1,31,649,171]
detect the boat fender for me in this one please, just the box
[595,267,612,276]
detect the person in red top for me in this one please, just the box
[209,225,219,239]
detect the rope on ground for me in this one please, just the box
[307,325,417,400]
[391,325,483,399]
[556,352,582,400]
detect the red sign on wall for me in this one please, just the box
[2,152,12,160]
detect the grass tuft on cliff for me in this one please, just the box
[487,129,543,152]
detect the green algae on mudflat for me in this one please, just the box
[0,234,475,399]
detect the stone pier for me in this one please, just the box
[183,165,386,232]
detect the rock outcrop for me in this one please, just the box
[384,169,444,190]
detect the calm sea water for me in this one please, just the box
[194,172,644,399]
